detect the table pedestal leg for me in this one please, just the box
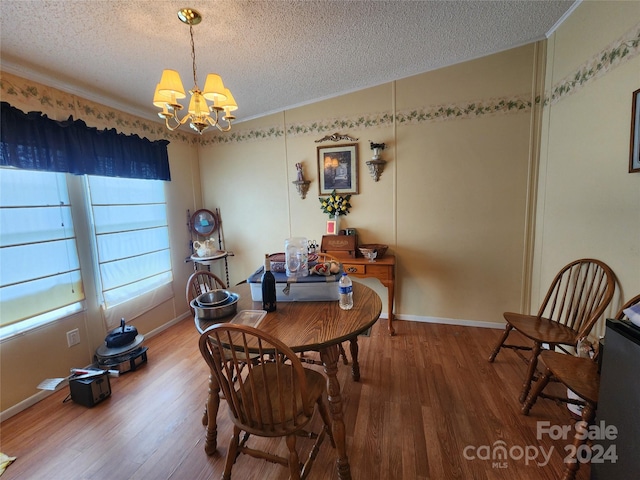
[349,338,360,381]
[320,344,351,480]
[205,373,220,455]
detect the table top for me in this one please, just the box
[195,282,382,352]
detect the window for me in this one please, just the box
[0,168,84,335]
[0,168,174,337]
[87,176,173,310]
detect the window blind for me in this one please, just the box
[0,168,84,328]
[87,176,172,310]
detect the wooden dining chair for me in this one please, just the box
[488,258,615,403]
[524,351,598,480]
[199,324,335,480]
[522,292,640,415]
[520,293,639,480]
[186,270,227,315]
[187,270,253,436]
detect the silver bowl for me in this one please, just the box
[191,292,239,320]
[197,289,230,307]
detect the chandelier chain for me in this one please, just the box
[190,24,199,90]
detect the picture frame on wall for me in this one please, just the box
[317,143,359,194]
[630,88,640,173]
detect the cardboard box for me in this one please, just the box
[248,268,340,302]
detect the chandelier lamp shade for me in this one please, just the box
[153,8,237,134]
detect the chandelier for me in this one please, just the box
[153,8,237,134]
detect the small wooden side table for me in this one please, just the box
[341,255,396,335]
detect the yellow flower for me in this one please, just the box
[319,189,351,217]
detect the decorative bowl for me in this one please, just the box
[191,293,239,320]
[197,289,230,307]
[358,244,388,259]
[269,253,287,273]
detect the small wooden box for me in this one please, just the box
[321,234,358,259]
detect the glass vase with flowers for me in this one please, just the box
[319,189,351,234]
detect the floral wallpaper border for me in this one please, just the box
[547,24,639,105]
[200,95,536,146]
[1,23,638,146]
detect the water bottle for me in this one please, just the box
[339,272,353,310]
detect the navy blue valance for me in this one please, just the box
[0,102,171,181]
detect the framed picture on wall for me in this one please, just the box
[317,143,359,194]
[630,88,640,173]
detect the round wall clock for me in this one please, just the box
[190,209,218,237]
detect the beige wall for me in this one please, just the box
[198,44,539,325]
[395,47,538,323]
[533,3,640,336]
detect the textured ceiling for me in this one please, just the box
[0,0,577,124]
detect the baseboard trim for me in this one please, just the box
[0,389,57,423]
[394,314,505,330]
[144,312,191,339]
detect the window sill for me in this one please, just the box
[0,302,85,342]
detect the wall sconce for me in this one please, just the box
[292,162,311,199]
[367,142,387,182]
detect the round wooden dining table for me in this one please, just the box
[195,281,382,480]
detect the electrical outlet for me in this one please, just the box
[66,328,80,347]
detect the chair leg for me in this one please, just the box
[349,338,360,381]
[489,324,513,362]
[222,426,241,480]
[520,342,541,404]
[205,373,220,455]
[338,343,349,365]
[286,433,301,480]
[561,402,596,480]
[316,397,336,448]
[202,372,215,426]
[522,367,552,415]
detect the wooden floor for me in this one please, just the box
[0,318,591,480]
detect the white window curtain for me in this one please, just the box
[87,176,173,328]
[0,168,84,332]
